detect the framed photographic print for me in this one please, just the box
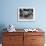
[18,7,35,21]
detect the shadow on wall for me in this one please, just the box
[0,24,7,43]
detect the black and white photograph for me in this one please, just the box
[18,7,35,21]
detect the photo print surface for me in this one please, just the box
[18,7,35,21]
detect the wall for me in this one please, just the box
[0,0,46,30]
[0,0,46,44]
